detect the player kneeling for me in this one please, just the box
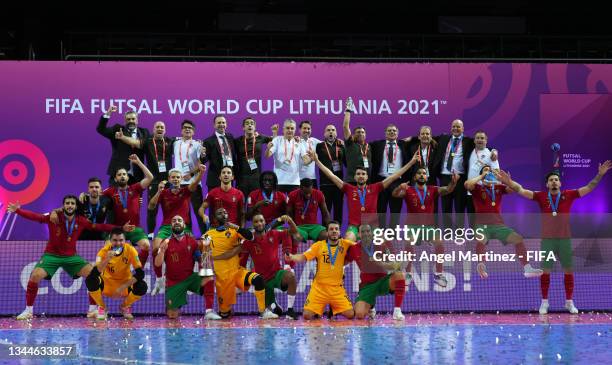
[285,221,355,320]
[348,224,406,321]
[86,228,147,320]
[154,215,219,319]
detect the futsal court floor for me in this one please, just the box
[1,313,611,364]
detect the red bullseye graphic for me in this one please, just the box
[0,140,51,206]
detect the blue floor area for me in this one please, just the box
[1,324,611,364]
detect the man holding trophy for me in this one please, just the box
[154,215,220,320]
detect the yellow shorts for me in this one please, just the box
[101,277,130,297]
[303,283,353,316]
[215,267,253,313]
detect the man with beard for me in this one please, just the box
[204,208,278,319]
[102,154,154,266]
[266,119,311,194]
[201,115,237,191]
[199,166,245,227]
[240,213,299,319]
[8,196,133,320]
[247,171,287,224]
[287,178,331,243]
[496,161,611,314]
[155,215,220,319]
[298,120,322,188]
[96,105,149,185]
[148,166,210,307]
[316,124,346,223]
[392,167,459,288]
[347,224,406,320]
[312,149,418,241]
[85,228,147,320]
[343,98,372,185]
[115,120,176,238]
[77,177,114,240]
[465,165,542,279]
[285,221,356,320]
[234,117,278,198]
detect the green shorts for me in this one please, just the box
[346,225,360,240]
[165,273,203,310]
[125,227,148,245]
[156,224,193,239]
[297,224,326,242]
[406,225,439,245]
[476,224,515,244]
[355,274,392,307]
[541,238,573,270]
[264,269,288,306]
[35,253,89,279]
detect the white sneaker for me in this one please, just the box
[16,309,33,320]
[368,308,377,319]
[87,306,98,318]
[147,233,154,240]
[392,308,405,321]
[477,263,489,279]
[565,300,579,314]
[523,264,543,278]
[204,310,222,320]
[434,273,448,288]
[260,308,279,320]
[151,276,165,295]
[97,307,107,321]
[283,264,294,273]
[539,299,549,314]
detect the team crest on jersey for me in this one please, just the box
[122,257,129,264]
[225,231,231,238]
[269,237,273,243]
[232,196,236,202]
[187,245,192,252]
[482,192,487,200]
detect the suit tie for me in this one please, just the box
[446,137,459,171]
[387,141,396,164]
[221,135,231,158]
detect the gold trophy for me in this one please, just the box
[199,235,215,277]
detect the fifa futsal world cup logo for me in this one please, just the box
[551,143,561,175]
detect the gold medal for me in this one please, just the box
[491,202,496,206]
[301,215,305,220]
[361,206,365,212]
[123,208,128,213]
[421,205,425,210]
[552,212,557,217]
[67,237,71,242]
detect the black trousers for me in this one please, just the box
[439,174,467,229]
[465,194,476,229]
[190,184,206,235]
[278,185,299,194]
[147,182,160,234]
[237,176,260,200]
[377,179,403,229]
[320,184,343,223]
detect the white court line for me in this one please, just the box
[79,355,191,365]
[5,212,17,240]
[0,210,11,239]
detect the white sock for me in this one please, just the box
[206,308,213,313]
[394,307,401,311]
[89,305,97,311]
[287,295,295,309]
[25,306,33,313]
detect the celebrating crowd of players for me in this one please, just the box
[7,98,611,321]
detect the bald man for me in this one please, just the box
[316,124,346,223]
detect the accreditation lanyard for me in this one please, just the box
[359,142,369,157]
[323,141,339,162]
[152,137,166,162]
[244,135,256,159]
[326,240,340,267]
[447,136,462,157]
[179,140,192,164]
[283,138,295,162]
[548,191,560,216]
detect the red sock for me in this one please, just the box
[564,273,574,300]
[435,245,444,273]
[88,294,96,305]
[152,250,163,278]
[26,281,39,306]
[393,278,406,307]
[540,273,550,299]
[204,280,215,309]
[515,242,528,266]
[138,249,149,266]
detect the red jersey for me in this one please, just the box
[206,186,244,227]
[103,183,145,226]
[471,184,508,225]
[164,234,199,287]
[15,209,116,256]
[247,189,287,224]
[404,185,439,225]
[342,182,384,226]
[287,188,325,225]
[347,241,394,288]
[532,189,580,238]
[159,187,192,225]
[240,230,291,280]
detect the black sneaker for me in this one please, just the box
[271,303,284,317]
[286,308,298,320]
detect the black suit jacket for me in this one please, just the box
[201,133,238,187]
[96,115,149,180]
[432,134,475,176]
[370,139,410,183]
[406,140,440,184]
